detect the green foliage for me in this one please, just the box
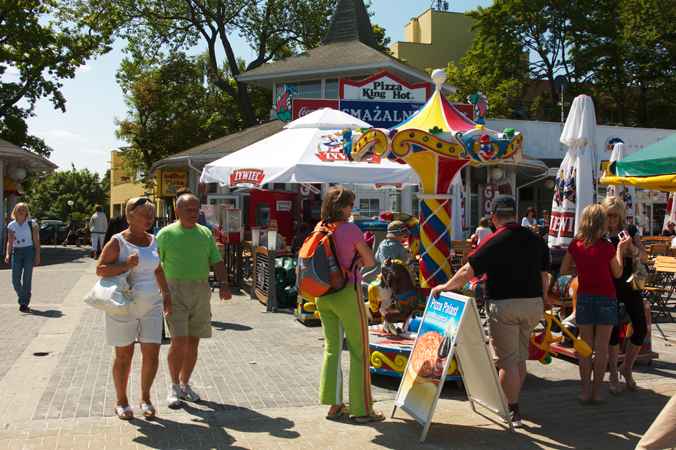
[445,5,528,119]
[0,1,112,155]
[115,52,271,179]
[372,24,391,54]
[65,0,338,126]
[449,0,676,126]
[24,167,108,221]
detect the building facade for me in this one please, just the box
[390,9,475,73]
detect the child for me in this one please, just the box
[375,221,411,265]
[471,216,493,247]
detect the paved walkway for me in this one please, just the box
[0,247,675,449]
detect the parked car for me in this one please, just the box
[38,220,68,245]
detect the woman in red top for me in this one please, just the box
[561,204,630,404]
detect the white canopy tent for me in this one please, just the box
[200,108,418,187]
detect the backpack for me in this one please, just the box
[297,221,356,298]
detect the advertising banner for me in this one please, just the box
[340,70,430,102]
[548,153,576,247]
[394,292,511,441]
[160,170,188,197]
[292,99,339,120]
[340,100,424,129]
[395,293,467,437]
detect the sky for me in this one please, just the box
[24,0,491,176]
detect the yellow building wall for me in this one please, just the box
[391,9,475,73]
[109,151,146,217]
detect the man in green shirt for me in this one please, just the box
[157,193,231,407]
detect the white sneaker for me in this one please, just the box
[167,384,182,408]
[179,384,201,402]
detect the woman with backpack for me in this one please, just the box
[311,186,383,423]
[4,203,41,313]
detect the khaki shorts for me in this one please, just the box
[166,280,212,338]
[487,297,543,369]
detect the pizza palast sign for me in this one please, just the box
[340,71,431,103]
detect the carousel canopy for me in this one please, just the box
[601,133,676,191]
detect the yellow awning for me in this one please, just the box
[600,174,676,192]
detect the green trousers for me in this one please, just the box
[317,286,373,417]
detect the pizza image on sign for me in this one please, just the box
[409,331,450,382]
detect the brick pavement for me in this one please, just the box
[33,296,396,420]
[1,247,676,449]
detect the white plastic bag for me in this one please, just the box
[83,273,132,317]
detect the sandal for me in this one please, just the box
[140,402,156,419]
[620,365,639,391]
[115,404,134,420]
[326,404,348,421]
[609,381,624,395]
[350,410,386,424]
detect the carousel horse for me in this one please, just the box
[368,259,422,335]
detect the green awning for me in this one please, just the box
[614,133,676,177]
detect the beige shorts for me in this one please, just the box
[166,280,212,338]
[487,297,543,368]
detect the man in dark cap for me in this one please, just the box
[431,195,549,428]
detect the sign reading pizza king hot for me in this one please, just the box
[289,70,472,126]
[340,71,431,103]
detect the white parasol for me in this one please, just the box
[200,108,418,187]
[451,172,464,241]
[548,95,598,247]
[605,142,636,223]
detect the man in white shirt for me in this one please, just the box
[89,205,108,258]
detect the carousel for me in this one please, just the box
[351,69,528,379]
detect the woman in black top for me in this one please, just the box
[603,197,648,393]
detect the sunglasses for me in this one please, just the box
[130,197,150,211]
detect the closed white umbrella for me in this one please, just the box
[548,95,598,247]
[451,172,464,241]
[606,142,636,223]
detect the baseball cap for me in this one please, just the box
[386,220,409,238]
[492,195,516,214]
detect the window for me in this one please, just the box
[294,81,322,98]
[324,79,339,99]
[359,198,380,218]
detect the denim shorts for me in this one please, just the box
[576,294,618,325]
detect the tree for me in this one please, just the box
[66,0,338,127]
[446,6,529,119]
[24,167,108,221]
[0,1,112,156]
[372,24,391,54]
[115,52,270,178]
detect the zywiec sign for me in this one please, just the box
[161,170,188,196]
[292,99,339,120]
[340,101,423,129]
[549,211,575,239]
[229,169,265,187]
[341,71,430,103]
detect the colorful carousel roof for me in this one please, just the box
[395,89,476,134]
[352,70,524,169]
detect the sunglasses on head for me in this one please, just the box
[130,197,150,211]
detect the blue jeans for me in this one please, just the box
[11,246,34,306]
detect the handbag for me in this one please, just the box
[83,273,133,316]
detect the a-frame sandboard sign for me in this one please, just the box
[392,292,512,442]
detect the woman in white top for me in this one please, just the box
[472,216,493,246]
[96,197,171,420]
[4,203,40,313]
[521,207,538,231]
